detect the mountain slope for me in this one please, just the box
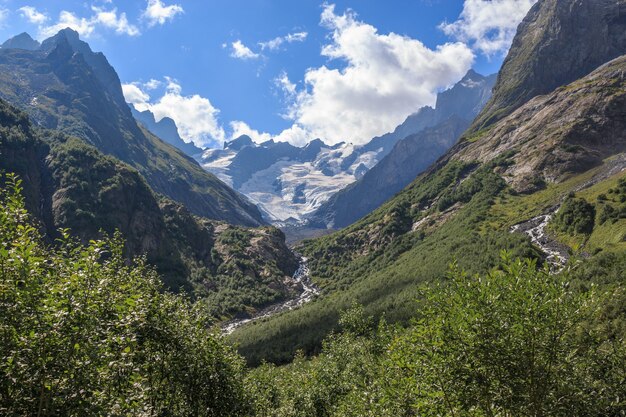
[470,0,626,132]
[310,70,496,228]
[0,29,264,226]
[310,117,470,228]
[0,97,298,319]
[455,56,626,193]
[229,1,626,364]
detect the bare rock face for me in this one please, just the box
[471,0,626,132]
[455,56,626,193]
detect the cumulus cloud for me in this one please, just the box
[123,78,226,148]
[91,7,140,36]
[273,124,310,147]
[229,121,273,144]
[230,40,261,60]
[122,83,151,107]
[144,78,162,90]
[143,0,183,27]
[274,72,297,98]
[22,6,140,39]
[18,6,47,25]
[440,0,538,56]
[227,121,310,147]
[0,8,9,28]
[280,4,474,145]
[260,31,308,51]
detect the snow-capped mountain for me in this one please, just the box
[198,69,496,226]
[199,137,381,222]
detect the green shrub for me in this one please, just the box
[553,196,596,234]
[0,174,248,416]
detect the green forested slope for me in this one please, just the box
[3,175,623,416]
[0,98,298,319]
[0,176,250,416]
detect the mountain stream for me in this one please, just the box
[222,256,320,334]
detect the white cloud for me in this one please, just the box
[26,6,140,39]
[229,121,272,144]
[123,78,225,148]
[230,40,260,60]
[143,79,162,90]
[18,6,47,25]
[227,121,310,147]
[260,31,308,51]
[38,10,98,38]
[275,72,297,98]
[143,0,183,27]
[440,0,538,56]
[280,4,474,146]
[273,124,310,147]
[122,83,151,107]
[92,7,140,36]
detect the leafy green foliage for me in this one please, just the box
[0,174,249,416]
[245,255,626,416]
[598,178,626,225]
[553,196,596,235]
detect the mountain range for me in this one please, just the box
[309,70,496,228]
[0,30,301,320]
[199,70,495,227]
[0,29,263,227]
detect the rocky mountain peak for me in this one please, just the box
[225,135,255,150]
[435,71,496,121]
[132,107,203,157]
[40,29,128,109]
[1,32,40,50]
[470,0,626,133]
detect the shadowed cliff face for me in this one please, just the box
[0,29,264,227]
[470,0,626,133]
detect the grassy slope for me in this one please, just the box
[230,156,626,365]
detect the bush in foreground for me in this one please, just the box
[0,174,248,416]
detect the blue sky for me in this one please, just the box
[0,0,537,148]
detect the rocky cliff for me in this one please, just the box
[470,0,626,132]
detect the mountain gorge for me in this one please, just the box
[1,0,626,415]
[230,0,626,366]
